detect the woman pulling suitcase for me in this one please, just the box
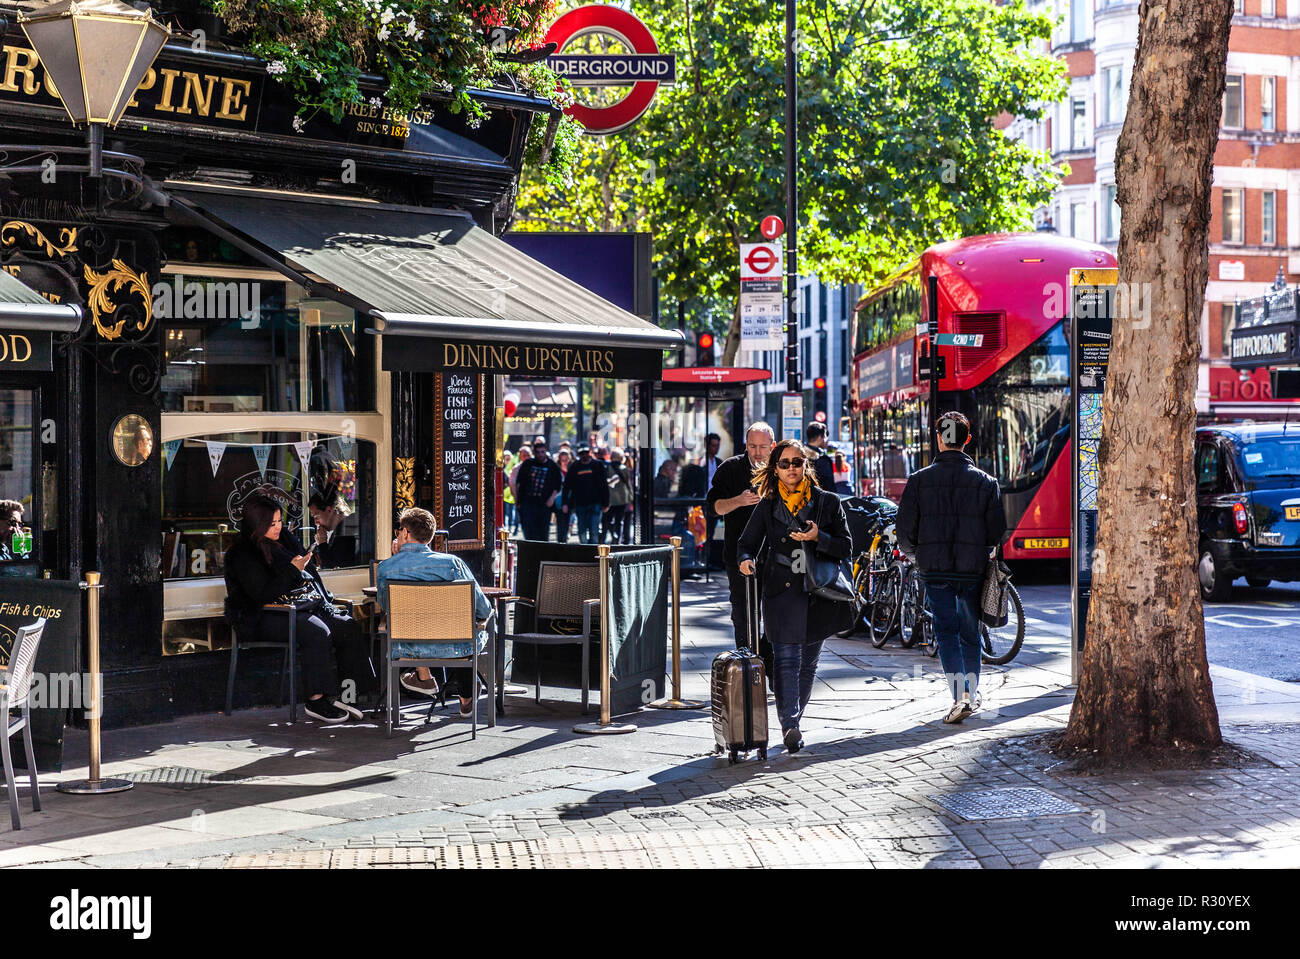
[737,439,854,753]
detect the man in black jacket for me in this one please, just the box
[805,421,836,492]
[514,439,563,541]
[896,411,1006,725]
[707,422,774,648]
[563,445,609,544]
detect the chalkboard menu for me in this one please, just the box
[436,373,486,549]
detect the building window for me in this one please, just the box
[1233,0,1243,12]
[1071,0,1088,41]
[1222,188,1244,244]
[1223,75,1244,129]
[1222,303,1236,357]
[1263,0,1276,16]
[1071,98,1088,150]
[1262,76,1276,132]
[1103,66,1125,125]
[1263,190,1277,245]
[1104,184,1120,241]
[1071,200,1091,241]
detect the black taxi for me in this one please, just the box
[1196,423,1300,601]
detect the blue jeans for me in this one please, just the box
[925,580,982,700]
[773,640,823,734]
[574,504,603,544]
[518,502,551,541]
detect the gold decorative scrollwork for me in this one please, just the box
[395,457,415,509]
[0,221,78,258]
[84,260,153,341]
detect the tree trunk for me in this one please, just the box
[720,299,742,367]
[1062,0,1232,757]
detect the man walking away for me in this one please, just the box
[707,422,775,649]
[805,421,836,492]
[896,411,1005,724]
[514,439,563,541]
[564,445,609,544]
[604,449,633,543]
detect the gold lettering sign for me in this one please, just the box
[439,341,616,376]
[0,334,33,363]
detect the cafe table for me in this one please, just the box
[363,584,514,715]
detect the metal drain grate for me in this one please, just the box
[706,796,786,812]
[631,809,686,819]
[118,767,249,790]
[930,787,1084,821]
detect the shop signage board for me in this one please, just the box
[661,367,770,384]
[544,5,676,135]
[0,329,51,371]
[436,374,486,549]
[1230,286,1299,369]
[0,578,82,771]
[1069,267,1117,683]
[739,240,784,352]
[382,336,664,380]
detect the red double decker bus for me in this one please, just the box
[849,233,1116,562]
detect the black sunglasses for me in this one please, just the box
[777,457,805,470]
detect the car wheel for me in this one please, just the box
[1246,577,1271,589]
[1198,549,1234,602]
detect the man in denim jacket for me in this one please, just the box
[376,507,490,716]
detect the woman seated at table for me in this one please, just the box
[225,495,370,725]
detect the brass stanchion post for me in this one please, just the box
[58,572,132,795]
[497,527,509,590]
[650,535,706,709]
[574,545,634,734]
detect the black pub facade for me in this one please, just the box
[0,0,678,732]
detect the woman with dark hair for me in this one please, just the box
[737,439,853,753]
[224,495,369,725]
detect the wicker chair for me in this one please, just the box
[502,562,600,714]
[384,579,496,739]
[1,617,46,830]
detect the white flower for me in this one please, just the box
[380,7,394,24]
[377,25,391,40]
[405,18,420,37]
[369,96,382,107]
[413,28,425,41]
[311,68,323,82]
[292,115,305,133]
[266,59,287,76]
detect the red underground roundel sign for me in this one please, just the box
[545,5,676,135]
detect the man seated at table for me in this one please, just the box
[376,507,491,717]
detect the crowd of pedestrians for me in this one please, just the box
[504,436,636,544]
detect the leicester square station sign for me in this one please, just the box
[545,4,676,135]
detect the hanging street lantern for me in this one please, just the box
[18,0,171,177]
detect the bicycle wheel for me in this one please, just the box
[869,567,900,647]
[980,583,1025,665]
[836,558,871,637]
[920,608,939,657]
[898,566,922,648]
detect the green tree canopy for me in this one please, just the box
[514,0,1065,354]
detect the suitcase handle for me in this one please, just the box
[744,571,759,654]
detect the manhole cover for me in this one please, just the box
[706,796,786,812]
[930,787,1084,821]
[118,767,248,789]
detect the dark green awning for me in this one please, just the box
[167,185,683,379]
[0,270,82,331]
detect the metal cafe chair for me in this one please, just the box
[501,562,600,715]
[1,617,47,830]
[223,566,298,723]
[384,580,496,739]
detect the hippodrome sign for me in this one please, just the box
[545,5,676,135]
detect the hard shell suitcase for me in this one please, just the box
[711,573,768,763]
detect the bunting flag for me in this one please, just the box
[207,441,227,477]
[293,441,313,477]
[162,439,180,471]
[252,444,271,478]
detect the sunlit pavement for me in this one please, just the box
[6,578,1300,869]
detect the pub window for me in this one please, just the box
[1263,190,1277,245]
[1223,75,1244,129]
[1222,303,1236,356]
[1104,184,1121,241]
[1071,0,1088,41]
[1222,188,1245,244]
[0,389,39,572]
[160,272,375,414]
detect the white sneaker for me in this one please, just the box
[942,699,973,724]
[332,696,364,721]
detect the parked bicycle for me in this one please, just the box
[837,496,898,639]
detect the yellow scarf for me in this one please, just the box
[778,476,811,517]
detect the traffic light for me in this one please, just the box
[813,376,828,422]
[695,330,716,367]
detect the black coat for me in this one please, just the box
[895,449,1006,583]
[707,453,760,567]
[736,486,854,643]
[224,531,317,629]
[563,457,610,508]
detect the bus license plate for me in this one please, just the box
[1023,538,1068,549]
[1286,507,1300,521]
